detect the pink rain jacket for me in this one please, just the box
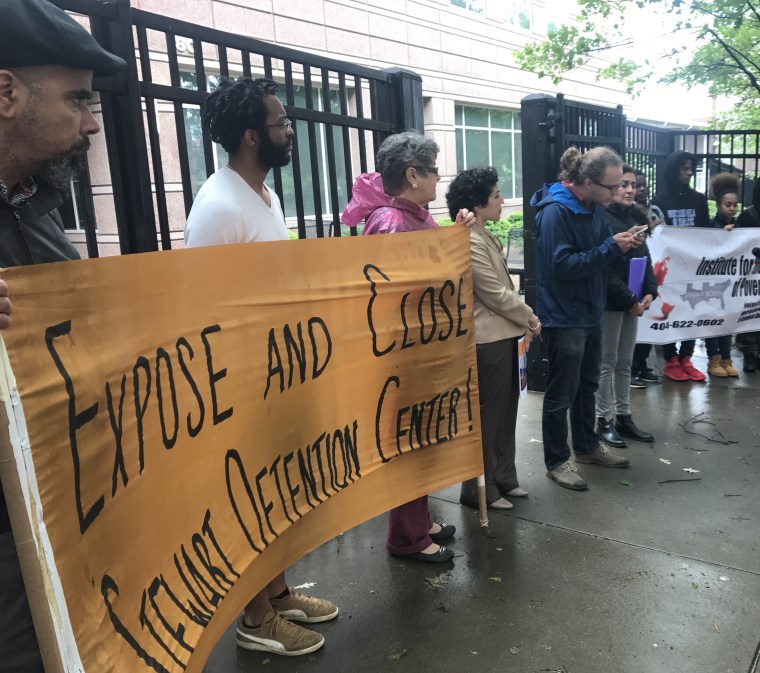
[342,172,437,235]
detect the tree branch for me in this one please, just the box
[745,0,760,24]
[705,27,760,96]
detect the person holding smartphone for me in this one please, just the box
[595,166,657,447]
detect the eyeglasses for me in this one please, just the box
[263,119,293,129]
[592,180,622,193]
[413,165,439,176]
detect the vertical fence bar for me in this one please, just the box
[166,32,195,217]
[303,67,324,237]
[322,67,342,237]
[193,37,216,179]
[284,60,307,238]
[137,23,172,250]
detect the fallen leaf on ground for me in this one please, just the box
[294,581,317,589]
[619,479,633,487]
[693,582,700,589]
[489,576,502,582]
[389,649,408,661]
[425,573,448,590]
[659,458,671,465]
[509,646,520,654]
[683,467,700,473]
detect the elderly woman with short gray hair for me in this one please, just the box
[342,131,474,563]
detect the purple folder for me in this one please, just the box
[628,257,646,301]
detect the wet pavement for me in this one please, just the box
[204,348,760,673]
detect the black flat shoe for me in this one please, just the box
[598,417,627,448]
[429,523,456,543]
[399,546,454,563]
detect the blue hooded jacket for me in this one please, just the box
[530,182,622,328]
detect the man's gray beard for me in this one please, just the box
[38,152,86,190]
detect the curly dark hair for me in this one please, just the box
[710,172,740,204]
[202,76,279,154]
[445,167,499,220]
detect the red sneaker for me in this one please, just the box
[664,356,689,381]
[679,356,706,381]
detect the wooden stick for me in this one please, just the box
[476,474,489,535]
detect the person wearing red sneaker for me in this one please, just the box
[652,150,710,382]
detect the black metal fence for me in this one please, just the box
[53,0,424,256]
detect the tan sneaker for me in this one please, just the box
[721,358,739,376]
[546,461,588,490]
[271,590,339,623]
[575,444,630,468]
[236,613,324,655]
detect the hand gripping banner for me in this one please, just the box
[0,226,482,673]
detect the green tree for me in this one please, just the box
[515,0,760,106]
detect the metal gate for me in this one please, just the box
[53,0,424,256]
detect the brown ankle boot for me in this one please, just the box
[707,354,727,377]
[721,358,739,376]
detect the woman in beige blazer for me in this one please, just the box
[446,167,541,510]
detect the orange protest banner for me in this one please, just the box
[0,226,482,673]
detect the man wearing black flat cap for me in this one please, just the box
[0,1,124,670]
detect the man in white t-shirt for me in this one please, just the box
[185,77,338,657]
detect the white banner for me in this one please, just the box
[636,226,760,344]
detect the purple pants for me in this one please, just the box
[386,496,432,555]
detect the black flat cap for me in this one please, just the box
[0,0,126,76]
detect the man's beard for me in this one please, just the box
[37,138,91,190]
[258,132,292,169]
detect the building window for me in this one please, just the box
[180,73,349,224]
[455,105,522,200]
[450,0,484,14]
[492,0,531,29]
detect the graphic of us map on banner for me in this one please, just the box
[636,226,760,344]
[0,226,482,673]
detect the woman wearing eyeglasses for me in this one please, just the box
[342,131,474,563]
[595,164,657,449]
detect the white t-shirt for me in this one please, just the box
[184,165,289,247]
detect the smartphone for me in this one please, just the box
[632,224,648,237]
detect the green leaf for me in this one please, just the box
[620,479,633,487]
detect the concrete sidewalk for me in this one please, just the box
[204,350,760,673]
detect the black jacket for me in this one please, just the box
[0,184,79,534]
[604,202,658,312]
[0,185,79,267]
[651,150,710,228]
[736,206,760,228]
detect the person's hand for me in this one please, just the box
[640,294,654,310]
[0,278,12,330]
[629,302,645,317]
[614,232,642,252]
[455,208,476,228]
[724,223,734,231]
[527,315,542,337]
[523,328,535,351]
